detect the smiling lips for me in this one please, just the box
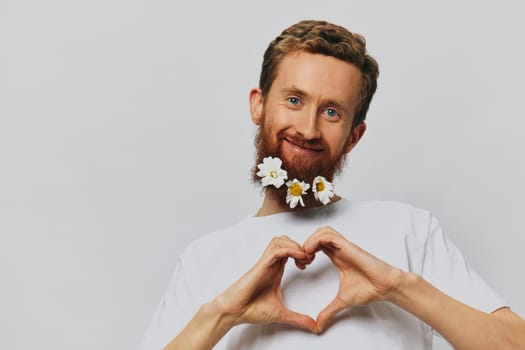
[283,138,324,155]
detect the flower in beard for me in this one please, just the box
[253,124,346,192]
[312,176,335,205]
[256,156,288,188]
[286,179,310,209]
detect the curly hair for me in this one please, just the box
[259,20,379,128]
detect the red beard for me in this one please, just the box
[252,118,347,208]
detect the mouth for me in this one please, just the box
[283,138,324,155]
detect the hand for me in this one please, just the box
[303,226,403,332]
[214,236,318,333]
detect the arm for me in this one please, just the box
[303,226,525,350]
[163,236,317,350]
[392,273,525,349]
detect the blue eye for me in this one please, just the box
[325,108,338,118]
[288,97,300,105]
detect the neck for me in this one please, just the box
[255,190,342,217]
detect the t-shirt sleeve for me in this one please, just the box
[420,215,508,315]
[138,258,195,350]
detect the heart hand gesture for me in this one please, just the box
[215,236,318,333]
[303,226,403,332]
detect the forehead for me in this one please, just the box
[271,51,362,107]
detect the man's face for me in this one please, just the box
[251,51,366,202]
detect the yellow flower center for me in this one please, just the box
[316,181,325,192]
[269,170,278,178]
[290,183,303,196]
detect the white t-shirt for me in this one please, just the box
[139,199,507,349]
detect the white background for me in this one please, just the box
[1,1,524,349]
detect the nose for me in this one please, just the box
[296,108,321,140]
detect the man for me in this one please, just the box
[140,20,525,349]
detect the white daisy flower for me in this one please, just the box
[256,156,288,188]
[286,179,310,209]
[312,176,335,205]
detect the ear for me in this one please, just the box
[343,122,367,154]
[249,88,264,125]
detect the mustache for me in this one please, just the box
[279,132,326,152]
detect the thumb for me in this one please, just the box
[316,297,346,333]
[280,308,319,334]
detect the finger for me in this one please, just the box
[304,228,370,267]
[278,234,299,243]
[261,237,308,263]
[270,236,316,269]
[303,226,343,255]
[316,297,346,333]
[280,308,319,334]
[294,252,315,270]
[266,235,303,253]
[244,246,306,286]
[267,247,309,265]
[295,260,306,270]
[277,235,305,252]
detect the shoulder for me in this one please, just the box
[352,199,428,212]
[346,199,434,226]
[177,216,274,270]
[336,200,440,252]
[180,219,251,257]
[173,217,271,301]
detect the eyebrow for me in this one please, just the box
[281,85,350,114]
